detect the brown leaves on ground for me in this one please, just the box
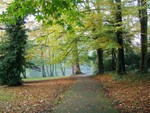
[0,77,76,113]
[95,74,150,113]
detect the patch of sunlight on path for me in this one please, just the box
[54,75,119,113]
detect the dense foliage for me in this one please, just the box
[0,0,149,86]
[0,17,27,86]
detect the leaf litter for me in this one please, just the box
[0,77,76,113]
[95,74,150,113]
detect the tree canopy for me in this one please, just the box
[0,0,149,86]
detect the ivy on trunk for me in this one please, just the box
[0,17,27,86]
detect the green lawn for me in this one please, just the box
[22,76,69,82]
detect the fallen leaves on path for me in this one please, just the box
[0,77,75,113]
[95,74,150,113]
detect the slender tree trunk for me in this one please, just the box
[97,48,104,74]
[50,65,54,76]
[54,64,57,76]
[115,0,126,75]
[72,64,75,75]
[112,48,117,71]
[42,64,46,77]
[138,0,148,73]
[60,63,65,76]
[41,47,46,77]
[48,47,54,76]
[46,65,50,76]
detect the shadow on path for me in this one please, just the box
[54,75,119,113]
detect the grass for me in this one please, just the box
[0,90,14,102]
[0,76,69,102]
[106,71,150,82]
[22,75,69,82]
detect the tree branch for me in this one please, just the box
[0,26,6,30]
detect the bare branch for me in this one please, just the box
[0,26,6,30]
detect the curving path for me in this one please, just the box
[54,75,119,113]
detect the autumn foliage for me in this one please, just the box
[95,74,150,113]
[0,77,75,112]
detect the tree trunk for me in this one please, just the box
[22,68,27,79]
[73,59,82,75]
[72,39,82,75]
[60,63,65,76]
[42,64,46,77]
[41,48,46,77]
[72,64,75,75]
[46,65,50,76]
[54,64,57,76]
[48,47,54,76]
[138,0,148,73]
[115,0,126,75]
[50,64,54,76]
[97,48,104,74]
[112,48,117,71]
